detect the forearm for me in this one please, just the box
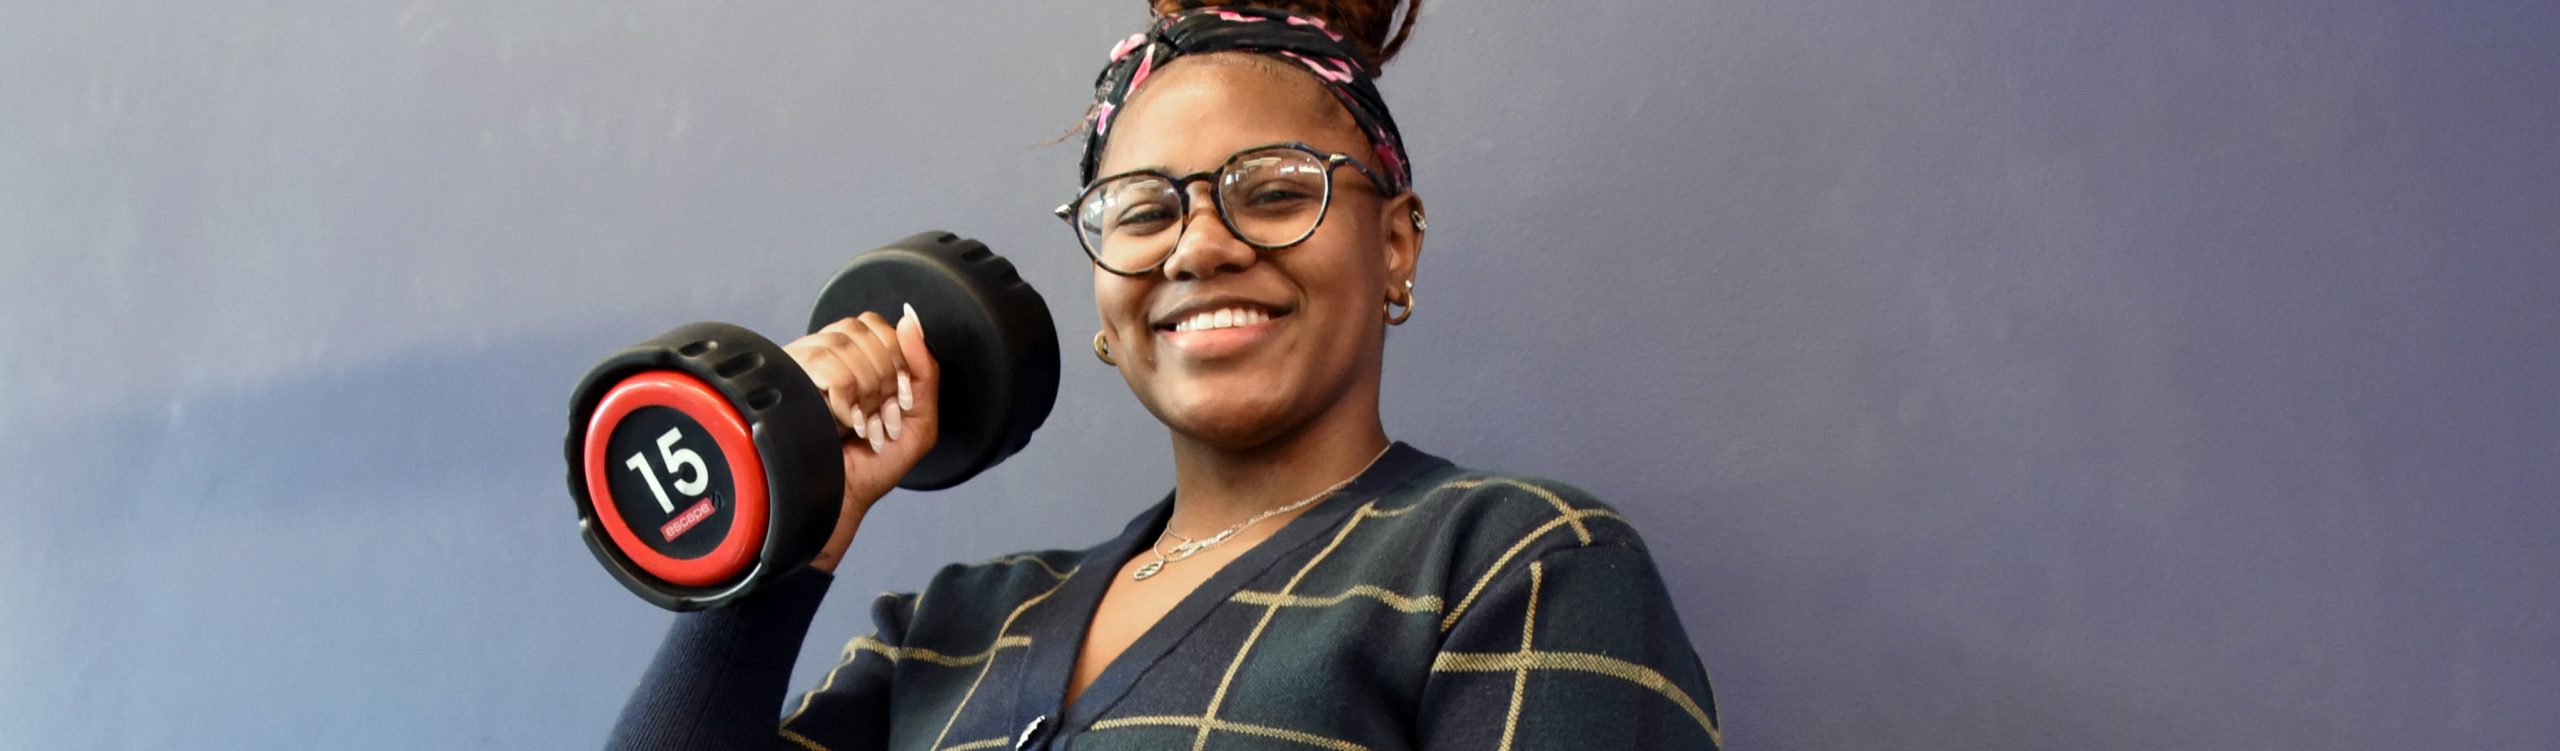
[608,567,833,750]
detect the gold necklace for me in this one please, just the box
[1131,444,1393,581]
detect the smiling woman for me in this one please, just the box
[608,2,1720,749]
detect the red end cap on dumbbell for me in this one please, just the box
[579,370,770,587]
[565,322,842,611]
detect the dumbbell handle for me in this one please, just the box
[783,309,945,572]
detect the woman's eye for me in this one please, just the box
[1111,205,1178,233]
[1242,180,1319,209]
[1251,187,1311,205]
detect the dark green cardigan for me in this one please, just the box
[610,444,1720,750]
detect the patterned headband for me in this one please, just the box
[1077,5,1413,193]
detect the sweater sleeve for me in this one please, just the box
[770,587,916,751]
[605,567,841,750]
[1416,543,1723,750]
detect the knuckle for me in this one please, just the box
[859,315,899,337]
[867,348,903,374]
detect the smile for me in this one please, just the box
[1154,303,1289,359]
[1169,306,1272,333]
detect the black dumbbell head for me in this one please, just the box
[809,232,1060,490]
[565,323,842,611]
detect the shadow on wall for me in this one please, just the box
[5,329,647,747]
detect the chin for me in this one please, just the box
[1148,386,1302,450]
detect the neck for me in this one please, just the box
[1165,406,1391,536]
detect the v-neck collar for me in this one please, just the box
[1005,442,1449,734]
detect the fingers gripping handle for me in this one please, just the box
[807,232,1060,491]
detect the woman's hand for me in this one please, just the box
[782,304,939,573]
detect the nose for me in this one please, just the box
[1160,182,1257,281]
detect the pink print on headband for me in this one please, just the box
[1128,46,1159,95]
[1277,51,1357,84]
[1108,33,1147,62]
[1374,141,1406,183]
[1284,15,1345,42]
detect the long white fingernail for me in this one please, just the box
[883,398,904,441]
[867,415,886,453]
[901,302,919,328]
[850,404,867,439]
[897,371,913,412]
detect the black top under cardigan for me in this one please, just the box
[609,444,1721,750]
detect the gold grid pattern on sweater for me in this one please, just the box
[778,475,1717,750]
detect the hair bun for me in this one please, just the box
[1149,0,1422,68]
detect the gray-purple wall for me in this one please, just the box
[4,1,2553,748]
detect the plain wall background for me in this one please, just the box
[5,1,2555,748]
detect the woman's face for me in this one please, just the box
[1091,56,1419,450]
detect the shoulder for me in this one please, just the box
[1370,465,1654,558]
[1321,463,1661,607]
[930,549,1086,590]
[872,548,1088,632]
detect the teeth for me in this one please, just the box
[1172,306,1270,332]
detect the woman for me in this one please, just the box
[610,2,1719,748]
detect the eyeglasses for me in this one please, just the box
[1056,142,1397,276]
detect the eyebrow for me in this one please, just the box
[1096,161,1193,181]
[1092,142,1308,182]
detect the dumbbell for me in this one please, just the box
[564,232,1060,611]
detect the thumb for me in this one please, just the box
[896,303,940,418]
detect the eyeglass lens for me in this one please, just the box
[1075,148,1334,273]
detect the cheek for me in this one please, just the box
[1302,235,1389,308]
[1093,275,1142,326]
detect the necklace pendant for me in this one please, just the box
[1132,559,1165,580]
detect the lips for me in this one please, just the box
[1168,306,1272,332]
[1150,298,1292,332]
[1149,297,1292,359]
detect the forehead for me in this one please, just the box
[1096,56,1368,176]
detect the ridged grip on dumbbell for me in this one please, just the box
[564,322,842,611]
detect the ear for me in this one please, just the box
[1379,191,1425,291]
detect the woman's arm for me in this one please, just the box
[607,309,939,749]
[606,569,838,750]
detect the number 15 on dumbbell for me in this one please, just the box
[563,232,1059,610]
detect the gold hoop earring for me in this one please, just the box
[1385,280,1415,326]
[1093,330,1117,366]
